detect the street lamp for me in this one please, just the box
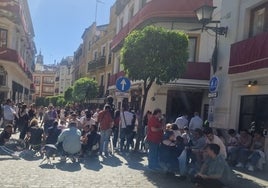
[195,4,228,73]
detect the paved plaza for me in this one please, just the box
[0,131,267,188]
[0,147,268,188]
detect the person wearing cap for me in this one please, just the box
[3,99,16,128]
[97,104,113,156]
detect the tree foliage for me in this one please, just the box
[121,25,189,117]
[64,86,74,102]
[72,77,98,102]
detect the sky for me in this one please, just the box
[28,0,116,64]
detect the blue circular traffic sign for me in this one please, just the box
[116,77,131,92]
[209,76,219,92]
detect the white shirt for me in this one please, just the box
[174,116,188,129]
[189,115,203,130]
[3,105,16,121]
[206,135,227,159]
[120,111,134,128]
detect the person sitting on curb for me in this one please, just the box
[192,144,235,188]
[0,124,19,159]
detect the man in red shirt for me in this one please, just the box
[147,108,164,170]
[97,104,113,156]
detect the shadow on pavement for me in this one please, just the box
[100,154,123,167]
[82,156,103,171]
[120,151,147,171]
[55,161,81,172]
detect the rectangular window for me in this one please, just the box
[100,75,104,86]
[94,51,98,60]
[129,5,134,21]
[43,76,54,84]
[102,46,106,56]
[188,37,197,62]
[120,18,124,30]
[250,3,268,37]
[34,77,41,84]
[0,29,8,48]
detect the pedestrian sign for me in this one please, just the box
[209,76,219,93]
[116,77,131,92]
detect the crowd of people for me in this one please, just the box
[0,97,266,188]
[146,109,266,188]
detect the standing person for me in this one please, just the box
[147,108,164,170]
[38,106,44,123]
[3,99,16,128]
[42,105,57,134]
[28,103,36,120]
[119,107,135,152]
[112,110,120,149]
[174,113,188,130]
[97,104,113,156]
[18,104,29,140]
[189,112,203,132]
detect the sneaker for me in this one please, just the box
[235,162,244,168]
[247,165,254,171]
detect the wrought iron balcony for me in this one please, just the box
[88,56,106,71]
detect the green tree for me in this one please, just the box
[56,95,66,107]
[64,86,74,102]
[72,77,98,102]
[121,26,189,149]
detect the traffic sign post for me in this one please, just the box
[116,77,131,92]
[209,76,219,98]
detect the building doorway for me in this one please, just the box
[166,90,203,123]
[239,95,268,131]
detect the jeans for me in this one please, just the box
[248,151,261,166]
[100,128,112,154]
[148,141,160,169]
[112,126,119,148]
[178,149,188,175]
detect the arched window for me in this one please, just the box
[0,66,7,86]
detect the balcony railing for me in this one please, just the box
[88,56,106,71]
[111,0,212,50]
[108,62,210,87]
[0,47,33,80]
[229,32,268,74]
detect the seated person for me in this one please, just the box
[226,129,239,166]
[193,144,235,188]
[57,121,81,161]
[45,121,61,145]
[203,127,227,159]
[189,128,206,166]
[159,130,180,175]
[26,118,45,152]
[0,124,19,158]
[236,130,265,171]
[80,124,91,157]
[87,124,101,155]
